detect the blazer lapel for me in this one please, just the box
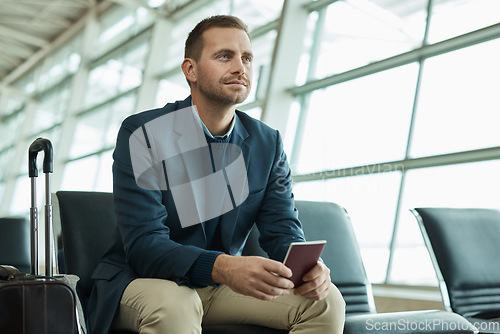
[220,112,251,254]
[168,97,209,241]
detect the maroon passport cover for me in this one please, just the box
[283,241,326,287]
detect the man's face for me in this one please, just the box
[194,27,253,106]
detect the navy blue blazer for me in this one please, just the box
[86,96,305,333]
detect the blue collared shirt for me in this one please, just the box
[191,106,236,140]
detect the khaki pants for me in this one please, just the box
[112,278,345,334]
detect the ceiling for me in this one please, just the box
[0,0,99,82]
[0,0,194,85]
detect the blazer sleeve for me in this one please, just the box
[255,130,306,261]
[112,113,220,286]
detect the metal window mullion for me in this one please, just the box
[422,0,434,46]
[384,171,408,284]
[290,7,326,166]
[385,52,427,283]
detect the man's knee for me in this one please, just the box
[119,278,203,330]
[324,283,346,321]
[303,283,346,322]
[305,283,345,333]
[139,279,202,317]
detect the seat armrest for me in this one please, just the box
[345,310,477,334]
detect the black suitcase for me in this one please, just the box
[0,138,78,334]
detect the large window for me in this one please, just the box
[310,0,427,79]
[294,171,402,282]
[291,0,500,285]
[410,39,500,157]
[391,160,500,284]
[427,0,500,43]
[295,64,418,174]
[85,35,149,109]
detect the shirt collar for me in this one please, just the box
[191,104,235,140]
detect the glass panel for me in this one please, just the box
[10,172,45,217]
[70,107,109,159]
[296,64,418,174]
[0,111,25,151]
[95,6,154,58]
[37,34,82,92]
[156,71,191,107]
[0,182,4,212]
[390,247,438,285]
[32,84,70,134]
[390,160,500,285]
[13,71,36,95]
[60,156,100,191]
[427,0,500,44]
[120,40,149,92]
[85,61,122,107]
[315,0,427,78]
[105,94,137,148]
[296,12,319,86]
[231,0,284,30]
[240,107,262,121]
[409,39,500,157]
[293,171,401,283]
[17,139,31,176]
[94,151,114,192]
[10,175,34,215]
[85,37,148,109]
[245,30,277,104]
[284,99,302,159]
[5,93,25,116]
[0,148,14,180]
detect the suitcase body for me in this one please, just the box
[0,138,78,334]
[0,274,77,334]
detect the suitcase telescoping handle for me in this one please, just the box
[28,138,54,277]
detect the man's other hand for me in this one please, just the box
[293,261,331,301]
[212,255,294,300]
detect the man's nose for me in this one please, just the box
[230,57,245,75]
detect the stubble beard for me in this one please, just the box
[197,73,251,107]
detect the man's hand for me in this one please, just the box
[293,261,331,300]
[212,254,294,300]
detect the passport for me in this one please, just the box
[283,240,327,287]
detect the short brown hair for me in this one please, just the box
[184,15,250,61]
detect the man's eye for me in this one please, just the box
[243,57,252,62]
[219,54,229,59]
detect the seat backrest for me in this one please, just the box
[243,200,376,315]
[55,191,117,310]
[0,217,30,273]
[413,207,500,319]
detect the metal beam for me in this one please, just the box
[0,0,87,5]
[288,22,500,96]
[0,39,34,58]
[292,146,500,183]
[0,51,21,66]
[0,17,69,28]
[0,25,49,47]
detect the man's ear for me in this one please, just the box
[182,58,197,85]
